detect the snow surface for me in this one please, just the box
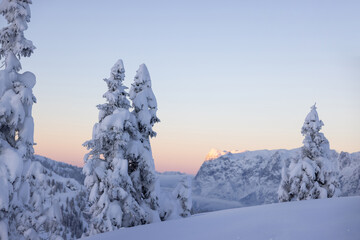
[192,196,243,213]
[84,196,360,240]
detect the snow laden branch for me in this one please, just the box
[0,0,35,60]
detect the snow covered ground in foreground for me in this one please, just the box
[85,196,360,240]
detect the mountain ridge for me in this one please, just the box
[194,148,360,206]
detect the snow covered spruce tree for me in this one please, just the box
[128,64,160,221]
[83,60,150,235]
[278,104,340,202]
[0,0,48,239]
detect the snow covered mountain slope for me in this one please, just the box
[194,149,360,206]
[34,155,85,184]
[31,156,88,239]
[85,196,360,240]
[194,149,301,205]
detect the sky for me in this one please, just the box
[1,0,359,174]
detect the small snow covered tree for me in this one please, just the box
[128,64,160,221]
[83,60,148,235]
[172,176,192,217]
[278,163,290,202]
[278,104,340,201]
[0,0,43,239]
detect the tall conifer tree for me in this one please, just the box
[83,60,147,235]
[0,1,42,238]
[128,64,160,220]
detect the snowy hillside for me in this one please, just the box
[338,151,360,196]
[194,149,360,207]
[34,155,85,184]
[85,196,360,240]
[31,157,88,238]
[23,153,360,238]
[32,150,360,219]
[194,149,300,205]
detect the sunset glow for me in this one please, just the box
[20,0,360,174]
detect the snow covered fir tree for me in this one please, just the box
[83,60,164,235]
[0,0,41,238]
[278,104,340,202]
[128,64,161,220]
[0,1,88,239]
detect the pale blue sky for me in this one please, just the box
[3,0,359,173]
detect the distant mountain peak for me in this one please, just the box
[205,148,244,161]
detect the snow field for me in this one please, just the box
[85,196,360,240]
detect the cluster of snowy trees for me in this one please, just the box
[82,59,192,236]
[0,1,191,239]
[278,104,340,202]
